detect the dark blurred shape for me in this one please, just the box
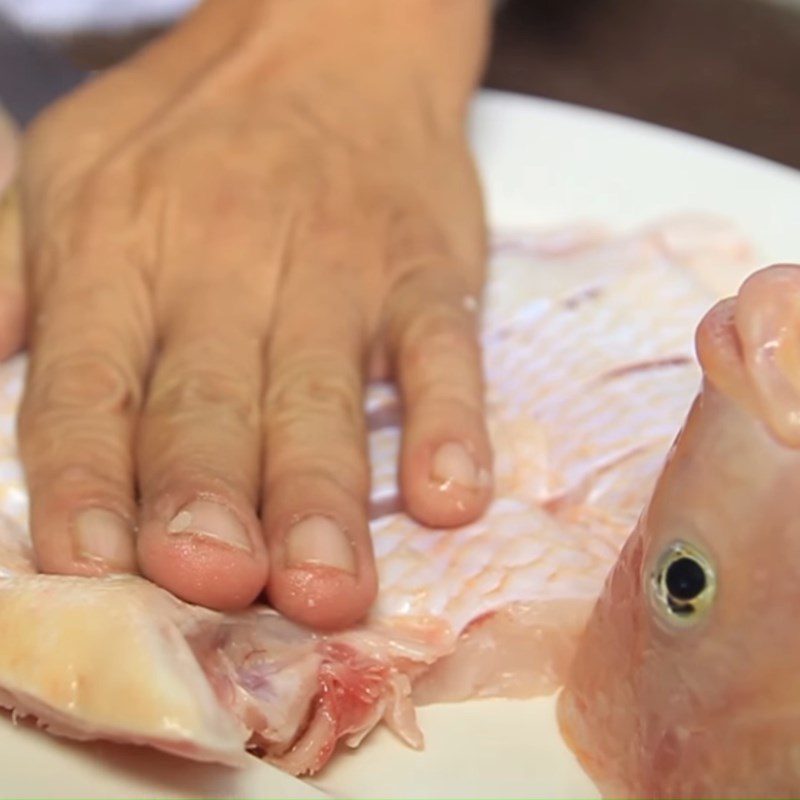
[63,25,165,70]
[1,0,798,169]
[485,0,800,169]
[0,15,87,125]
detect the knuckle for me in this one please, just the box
[20,415,127,466]
[47,463,127,494]
[267,458,369,502]
[411,306,466,346]
[140,461,256,507]
[27,351,139,415]
[47,464,102,488]
[412,391,484,422]
[410,377,485,422]
[266,354,363,431]
[25,461,130,502]
[386,206,450,273]
[147,368,259,429]
[401,305,478,370]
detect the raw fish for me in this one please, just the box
[560,263,800,799]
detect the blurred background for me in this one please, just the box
[0,0,798,168]
[487,0,800,168]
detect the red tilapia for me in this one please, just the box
[560,264,800,798]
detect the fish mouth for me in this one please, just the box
[697,265,800,448]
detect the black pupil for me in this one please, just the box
[665,557,706,602]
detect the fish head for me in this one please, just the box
[560,264,800,798]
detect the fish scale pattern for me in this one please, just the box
[361,217,752,634]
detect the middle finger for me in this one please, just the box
[136,290,268,611]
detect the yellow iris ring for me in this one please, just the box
[650,540,717,627]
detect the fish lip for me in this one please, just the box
[698,266,800,449]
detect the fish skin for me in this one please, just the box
[559,264,800,798]
[0,122,758,777]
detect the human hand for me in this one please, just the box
[0,105,23,357]
[16,0,492,628]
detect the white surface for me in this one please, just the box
[0,715,327,800]
[2,91,800,799]
[475,91,800,265]
[310,698,596,800]
[0,0,197,32]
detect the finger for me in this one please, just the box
[136,296,268,611]
[386,267,493,527]
[0,104,16,196]
[0,106,26,358]
[0,186,25,358]
[262,280,377,630]
[19,267,151,576]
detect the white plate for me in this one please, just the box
[3,90,800,799]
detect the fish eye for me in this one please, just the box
[651,541,716,625]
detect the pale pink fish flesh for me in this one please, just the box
[0,167,755,775]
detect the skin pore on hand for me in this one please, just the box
[9,0,492,629]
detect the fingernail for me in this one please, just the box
[285,515,356,574]
[74,508,135,568]
[167,499,251,552]
[431,441,490,490]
